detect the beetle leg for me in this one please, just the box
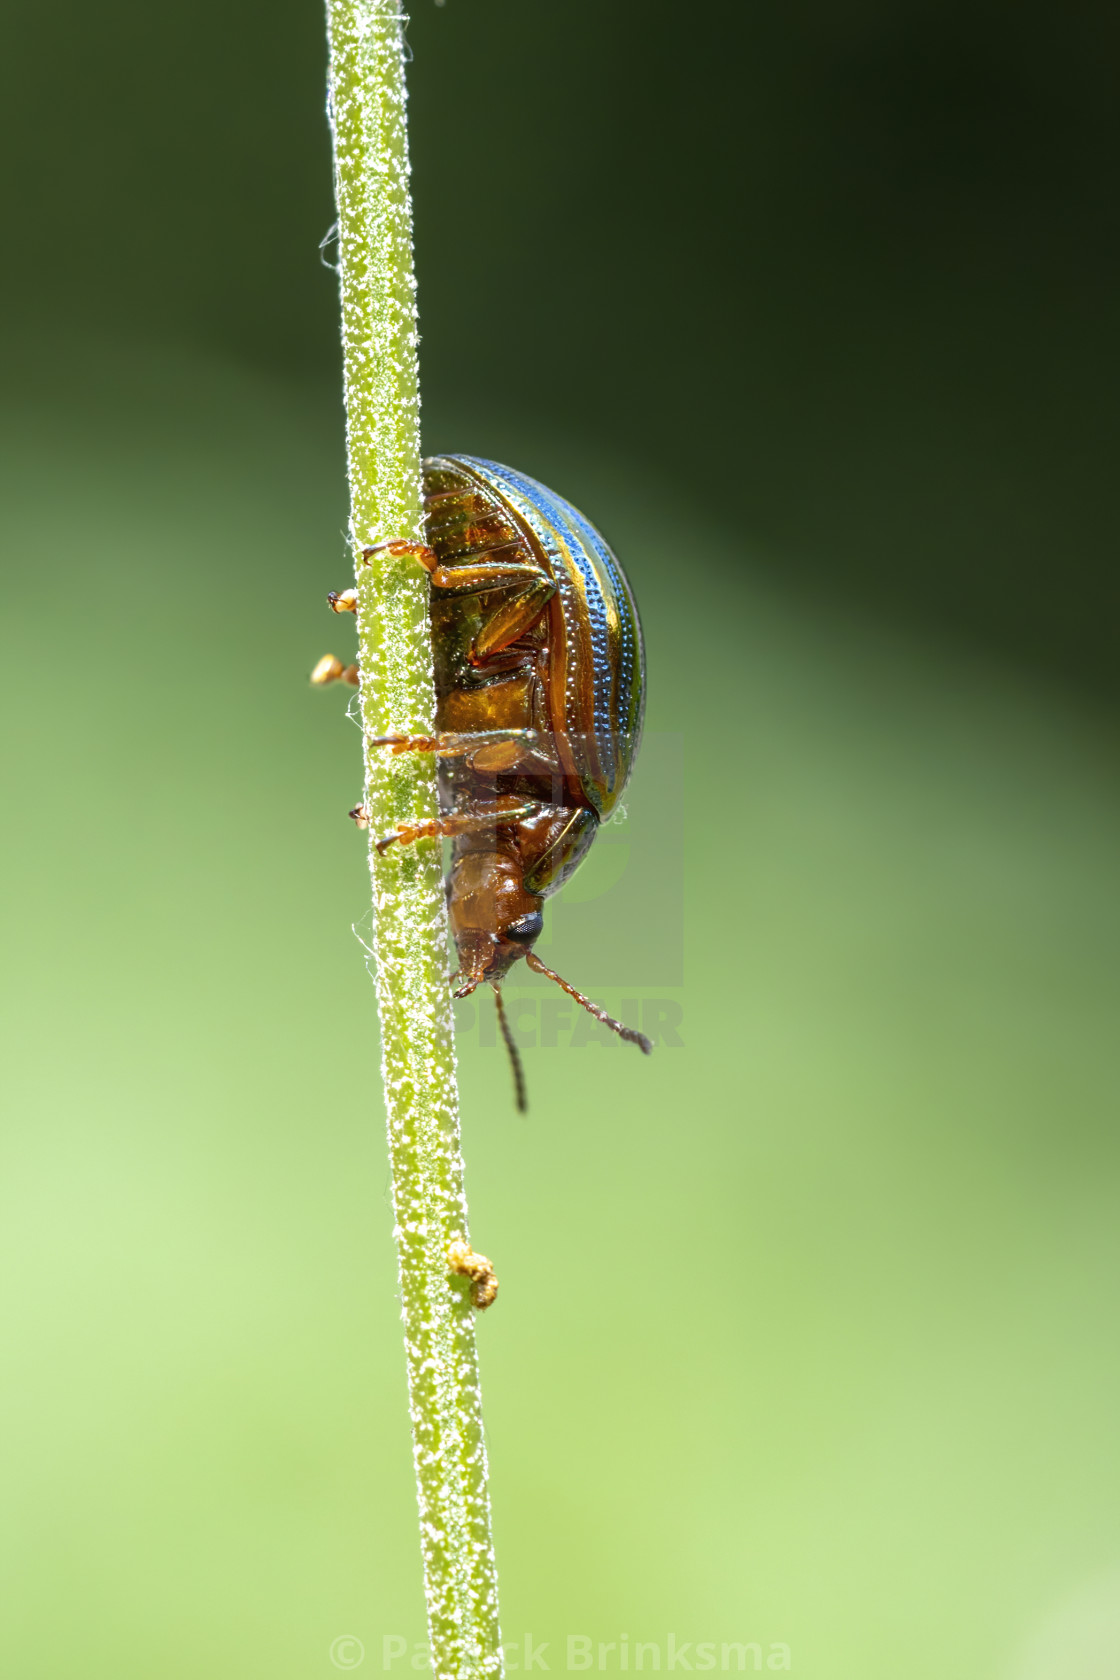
[361,539,545,595]
[361,539,438,568]
[311,654,359,686]
[428,560,546,594]
[374,798,538,856]
[471,576,556,664]
[366,728,539,758]
[466,738,554,775]
[366,734,443,754]
[326,588,357,613]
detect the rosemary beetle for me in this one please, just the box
[317,456,650,1108]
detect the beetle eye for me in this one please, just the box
[504,912,543,943]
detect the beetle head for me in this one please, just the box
[448,850,544,996]
[447,850,651,1115]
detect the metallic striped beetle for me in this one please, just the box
[315,455,650,1108]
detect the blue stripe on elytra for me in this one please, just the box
[547,490,640,741]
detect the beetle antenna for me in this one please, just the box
[525,953,653,1054]
[492,985,528,1113]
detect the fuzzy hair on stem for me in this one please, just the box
[323,3,503,1675]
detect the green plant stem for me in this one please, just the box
[323,5,502,1675]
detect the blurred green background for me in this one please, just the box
[1,3,1118,1678]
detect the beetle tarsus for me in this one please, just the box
[327,588,358,613]
[375,820,442,855]
[349,806,369,829]
[375,801,538,857]
[367,734,441,754]
[361,539,439,571]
